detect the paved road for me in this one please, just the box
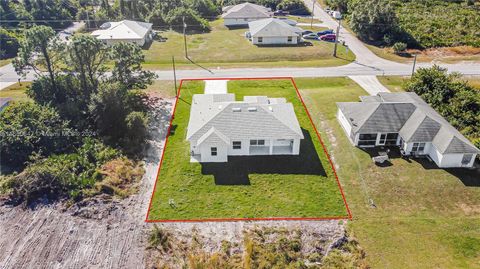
[349,76,390,95]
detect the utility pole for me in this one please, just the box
[411,54,417,76]
[333,18,341,57]
[172,56,177,96]
[310,0,315,29]
[182,16,188,59]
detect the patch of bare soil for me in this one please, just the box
[0,98,173,269]
[145,220,347,268]
[410,46,480,63]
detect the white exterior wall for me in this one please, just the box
[100,38,145,46]
[337,109,354,144]
[224,18,254,26]
[199,143,228,162]
[227,139,251,156]
[439,153,476,168]
[252,36,298,45]
[292,138,300,155]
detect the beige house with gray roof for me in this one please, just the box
[222,3,272,27]
[337,92,479,168]
[187,94,304,162]
[247,18,303,45]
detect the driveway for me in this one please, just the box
[204,80,228,94]
[349,76,390,96]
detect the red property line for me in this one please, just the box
[145,77,352,223]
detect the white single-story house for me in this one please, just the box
[222,2,272,27]
[91,20,153,46]
[246,18,302,45]
[336,92,479,168]
[186,94,304,163]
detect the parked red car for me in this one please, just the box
[320,34,336,41]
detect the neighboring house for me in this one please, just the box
[337,92,479,168]
[186,94,304,163]
[222,2,272,27]
[0,98,12,112]
[91,20,153,46]
[246,18,303,45]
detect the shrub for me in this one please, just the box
[5,138,120,204]
[95,157,144,197]
[147,225,171,251]
[392,42,407,54]
[0,102,74,168]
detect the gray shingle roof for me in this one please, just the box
[248,18,302,37]
[222,3,271,19]
[337,92,480,154]
[187,94,304,144]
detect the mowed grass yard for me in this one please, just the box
[147,79,349,220]
[143,19,355,69]
[295,77,480,269]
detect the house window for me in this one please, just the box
[233,141,241,149]
[211,147,217,156]
[258,37,263,43]
[411,143,426,152]
[287,36,292,42]
[358,133,377,146]
[250,140,265,146]
[462,154,473,165]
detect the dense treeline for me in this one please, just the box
[0,25,155,204]
[326,0,480,48]
[405,66,480,149]
[0,0,78,59]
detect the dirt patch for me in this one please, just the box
[0,98,173,269]
[145,220,347,268]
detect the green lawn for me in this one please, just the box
[0,82,32,102]
[295,77,480,269]
[147,79,348,220]
[377,75,409,92]
[143,19,355,70]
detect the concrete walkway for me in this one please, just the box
[204,80,228,94]
[349,75,390,96]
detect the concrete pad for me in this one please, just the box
[204,80,228,94]
[348,75,391,96]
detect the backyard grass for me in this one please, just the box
[143,19,355,70]
[147,79,348,220]
[295,77,480,269]
[0,82,32,102]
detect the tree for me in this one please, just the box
[187,0,220,18]
[67,34,108,96]
[277,0,310,15]
[109,42,157,90]
[349,0,398,43]
[0,102,74,168]
[326,0,349,13]
[88,84,149,153]
[406,65,480,143]
[14,25,64,90]
[165,7,211,32]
